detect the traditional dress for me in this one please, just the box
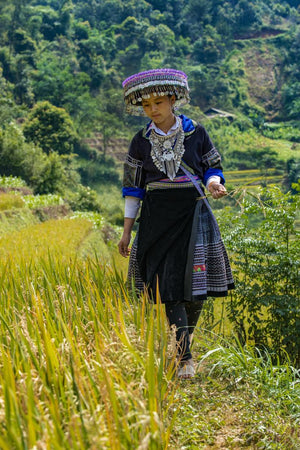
[122,115,234,303]
[121,69,234,370]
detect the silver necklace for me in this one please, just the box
[149,122,185,181]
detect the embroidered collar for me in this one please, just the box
[148,115,181,136]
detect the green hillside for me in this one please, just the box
[0,0,299,200]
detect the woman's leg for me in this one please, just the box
[185,300,204,344]
[165,302,192,361]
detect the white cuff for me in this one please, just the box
[206,176,221,189]
[124,196,141,219]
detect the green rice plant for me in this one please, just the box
[22,194,65,209]
[0,193,25,211]
[0,242,177,448]
[0,213,299,448]
[70,210,106,229]
[0,209,39,237]
[0,218,93,264]
[0,175,27,188]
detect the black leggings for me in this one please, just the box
[165,300,204,361]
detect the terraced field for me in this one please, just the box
[225,168,284,188]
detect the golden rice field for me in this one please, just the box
[0,195,299,449]
[0,217,178,449]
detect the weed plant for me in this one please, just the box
[22,194,65,209]
[219,187,300,366]
[70,211,106,229]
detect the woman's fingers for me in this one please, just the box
[208,182,227,199]
[118,240,130,257]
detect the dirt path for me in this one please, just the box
[234,29,285,40]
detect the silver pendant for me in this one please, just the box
[149,123,185,181]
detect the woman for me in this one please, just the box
[118,69,234,379]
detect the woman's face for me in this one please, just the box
[141,93,175,127]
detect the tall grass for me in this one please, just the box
[0,223,177,448]
[200,335,300,423]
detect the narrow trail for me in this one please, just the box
[169,339,299,449]
[234,28,286,41]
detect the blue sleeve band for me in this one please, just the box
[122,187,146,199]
[203,168,225,185]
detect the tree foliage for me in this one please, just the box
[0,123,70,194]
[0,0,298,133]
[0,0,299,192]
[23,101,77,154]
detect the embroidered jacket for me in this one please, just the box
[122,115,224,199]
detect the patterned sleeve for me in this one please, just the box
[201,128,225,185]
[122,134,146,199]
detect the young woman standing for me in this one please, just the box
[118,69,234,378]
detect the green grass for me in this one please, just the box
[0,208,39,236]
[0,215,299,449]
[169,334,300,449]
[0,193,25,211]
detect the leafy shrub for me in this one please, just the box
[77,154,120,186]
[0,123,69,194]
[22,194,64,209]
[226,147,283,171]
[97,185,125,226]
[70,211,105,229]
[262,123,300,142]
[67,185,102,212]
[23,101,77,154]
[222,187,300,366]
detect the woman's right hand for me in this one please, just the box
[118,232,131,257]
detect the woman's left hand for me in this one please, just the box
[207,182,227,199]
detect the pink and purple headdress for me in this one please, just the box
[122,68,190,116]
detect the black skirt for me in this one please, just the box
[128,187,234,304]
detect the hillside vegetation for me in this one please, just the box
[0,0,299,198]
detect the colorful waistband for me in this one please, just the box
[147,175,201,190]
